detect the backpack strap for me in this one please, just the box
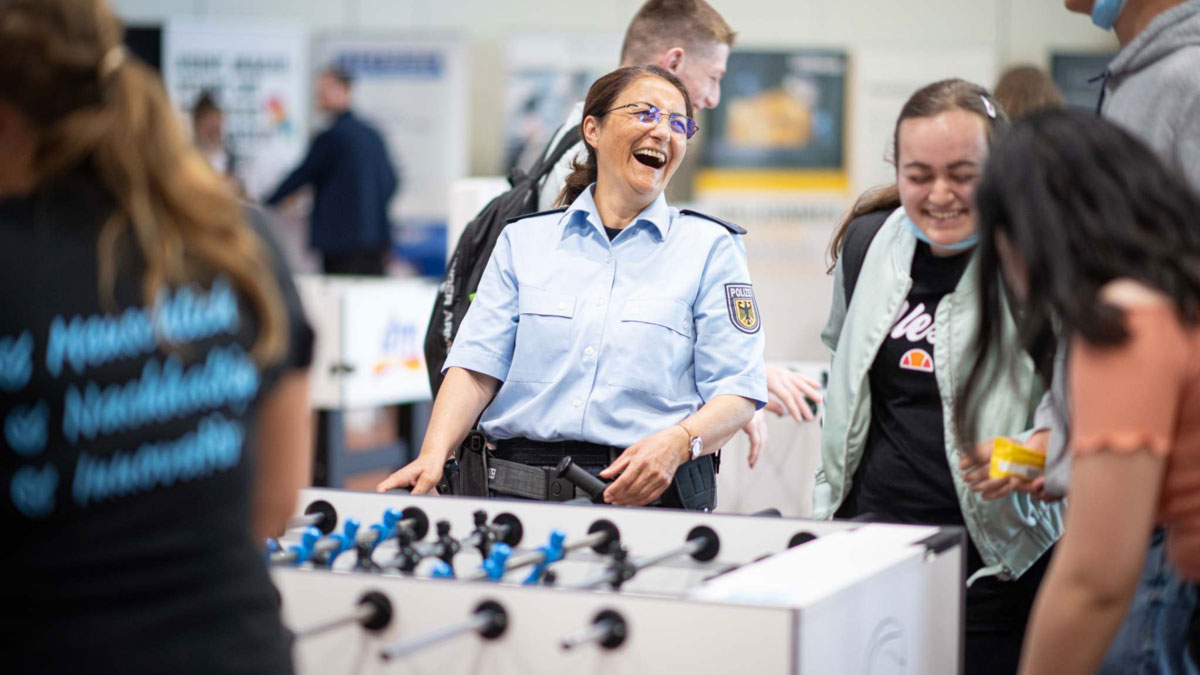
[678,209,747,235]
[840,208,892,305]
[534,124,583,180]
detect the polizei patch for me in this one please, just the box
[725,284,760,334]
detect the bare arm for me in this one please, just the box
[252,371,312,540]
[376,366,499,493]
[1018,450,1164,675]
[601,394,755,506]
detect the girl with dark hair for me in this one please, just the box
[379,66,765,509]
[957,109,1200,674]
[0,0,313,672]
[818,79,1063,675]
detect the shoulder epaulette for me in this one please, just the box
[679,208,747,235]
[506,207,568,225]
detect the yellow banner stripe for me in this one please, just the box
[695,169,849,192]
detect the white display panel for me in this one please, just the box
[295,276,438,409]
[163,19,309,199]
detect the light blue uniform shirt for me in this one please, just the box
[444,185,767,448]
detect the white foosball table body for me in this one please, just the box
[273,488,965,674]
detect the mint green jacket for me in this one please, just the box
[816,208,1063,580]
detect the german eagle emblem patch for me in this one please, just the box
[725,283,760,334]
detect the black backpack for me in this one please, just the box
[423,125,582,395]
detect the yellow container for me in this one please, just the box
[988,437,1046,481]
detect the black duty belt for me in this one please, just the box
[488,438,618,502]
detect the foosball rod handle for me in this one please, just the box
[555,456,608,501]
[379,601,507,661]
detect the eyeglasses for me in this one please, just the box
[606,103,699,139]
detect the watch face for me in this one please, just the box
[689,436,702,458]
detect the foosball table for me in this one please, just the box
[270,487,965,674]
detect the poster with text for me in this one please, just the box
[698,50,847,193]
[503,34,620,174]
[163,19,308,200]
[315,35,469,231]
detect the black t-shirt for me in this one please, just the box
[0,178,313,673]
[836,242,1048,631]
[838,241,970,526]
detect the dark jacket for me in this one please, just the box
[267,111,398,254]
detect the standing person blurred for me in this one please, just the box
[819,79,1063,675]
[1065,0,1200,189]
[958,109,1200,675]
[992,66,1066,119]
[191,89,241,193]
[192,90,234,176]
[266,66,398,276]
[0,0,313,672]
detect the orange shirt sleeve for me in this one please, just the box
[1069,305,1190,458]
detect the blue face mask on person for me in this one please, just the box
[1091,0,1127,29]
[901,214,979,252]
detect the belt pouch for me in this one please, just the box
[452,430,492,497]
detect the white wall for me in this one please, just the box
[113,0,1116,177]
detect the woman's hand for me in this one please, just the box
[959,430,1054,501]
[376,453,446,495]
[599,426,688,506]
[741,409,768,468]
[764,366,823,422]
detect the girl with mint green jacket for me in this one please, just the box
[816,79,1063,675]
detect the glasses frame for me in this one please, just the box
[605,103,699,140]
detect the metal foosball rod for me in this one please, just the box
[349,506,431,570]
[559,610,628,651]
[376,520,459,574]
[461,518,620,582]
[565,525,720,591]
[379,601,507,661]
[284,499,338,535]
[294,591,393,638]
[458,510,524,557]
[270,519,362,567]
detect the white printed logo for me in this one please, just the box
[891,301,935,345]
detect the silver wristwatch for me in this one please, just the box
[677,422,702,461]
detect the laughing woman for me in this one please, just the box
[378,66,766,509]
[816,79,1063,675]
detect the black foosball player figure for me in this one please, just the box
[377,65,767,510]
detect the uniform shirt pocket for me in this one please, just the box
[508,286,576,383]
[607,297,694,399]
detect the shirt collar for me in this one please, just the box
[562,184,672,240]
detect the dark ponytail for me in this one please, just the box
[557,65,692,206]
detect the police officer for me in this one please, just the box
[378,65,766,508]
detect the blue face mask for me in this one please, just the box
[1091,0,1127,29]
[901,214,979,252]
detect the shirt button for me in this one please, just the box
[573,399,582,408]
[584,346,595,356]
[557,301,566,311]
[605,255,613,264]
